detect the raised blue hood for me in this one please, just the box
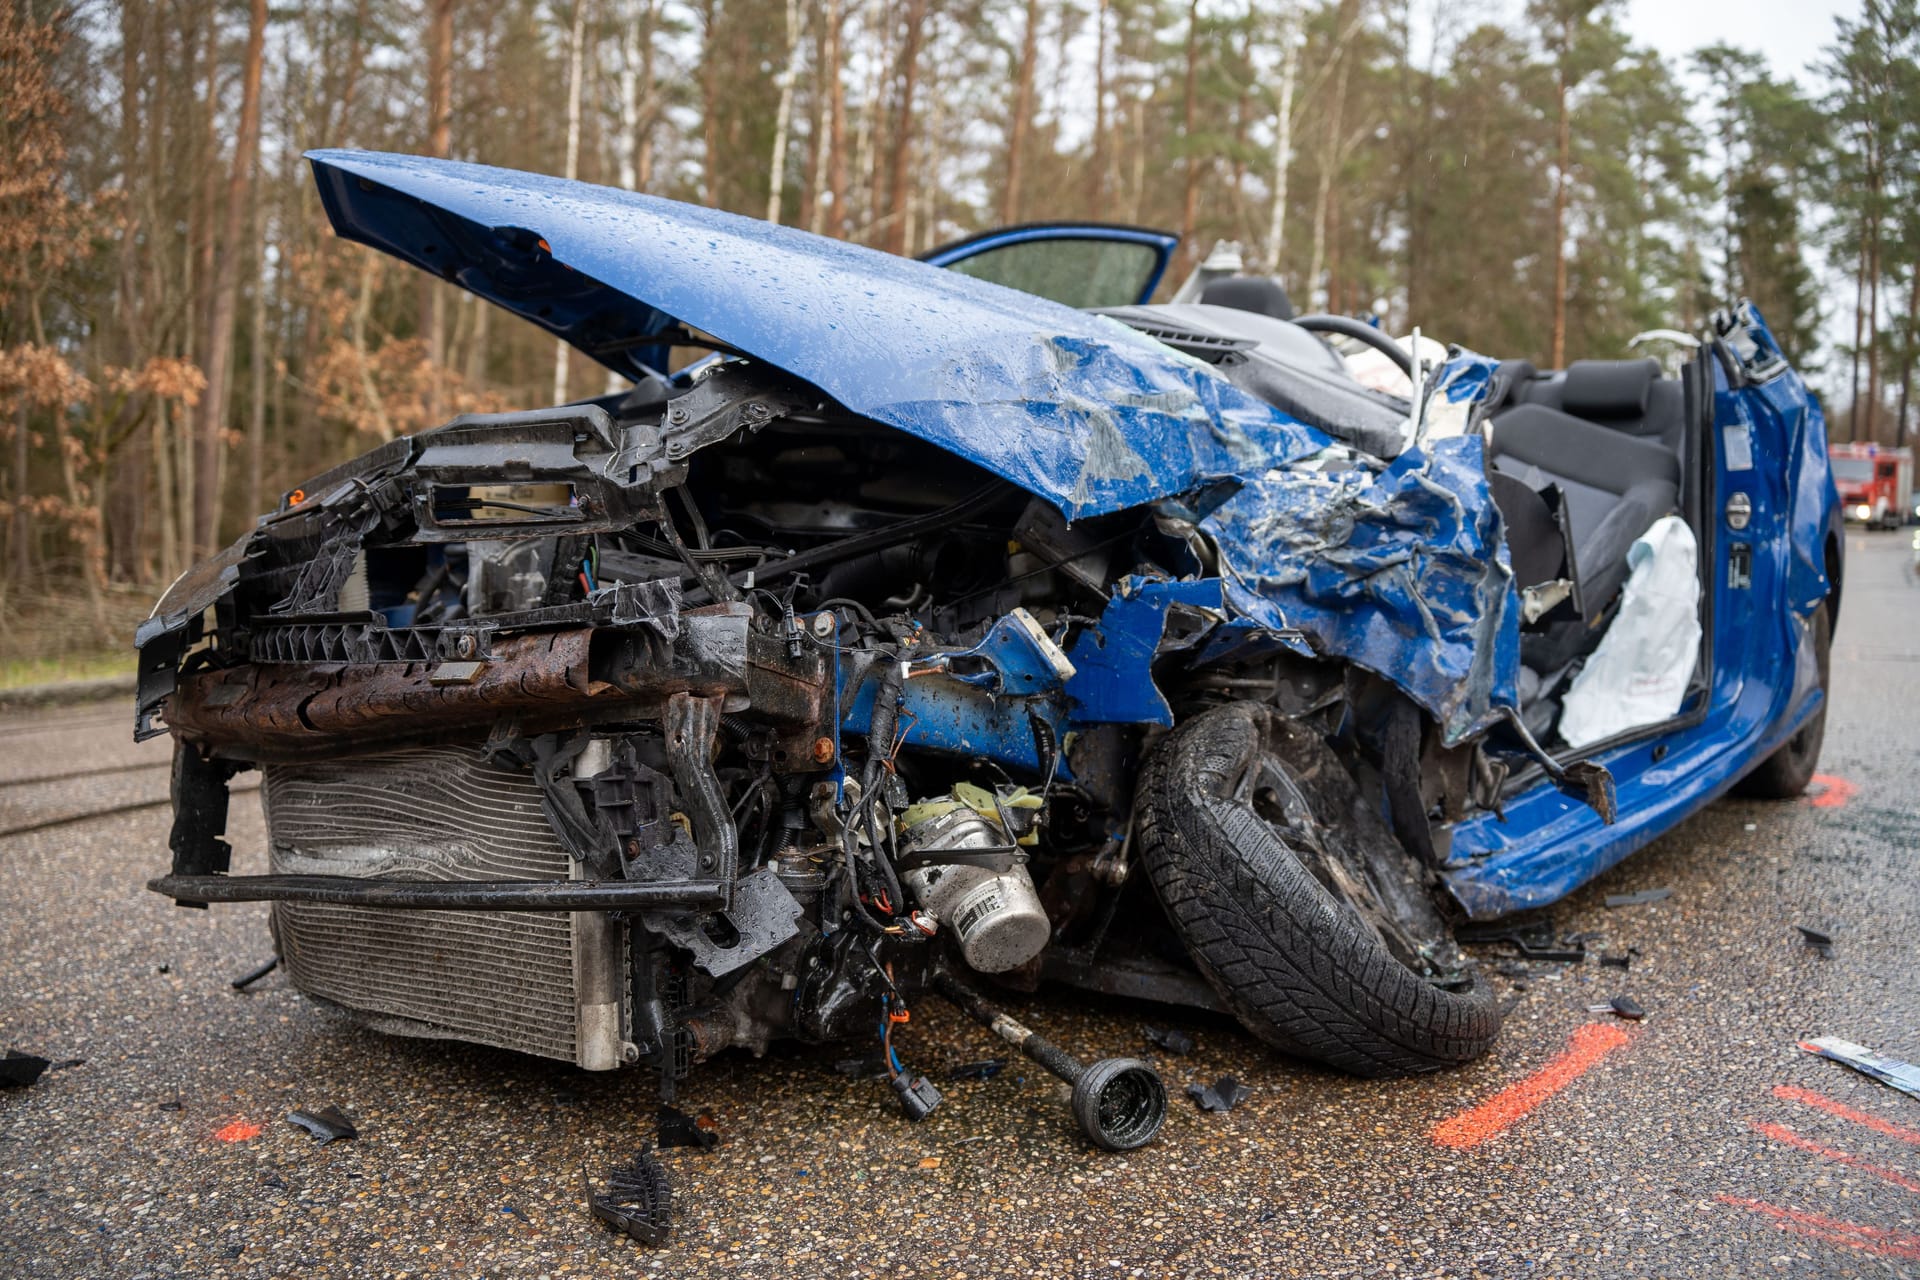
[307,149,1328,520]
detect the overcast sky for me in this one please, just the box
[1620,0,1860,382]
[1623,0,1855,86]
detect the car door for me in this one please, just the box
[1707,304,1837,740]
[919,223,1179,309]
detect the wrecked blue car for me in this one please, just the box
[137,152,1841,1148]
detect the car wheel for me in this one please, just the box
[1733,603,1832,799]
[1136,702,1500,1078]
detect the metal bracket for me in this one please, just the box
[643,866,802,977]
[663,692,739,893]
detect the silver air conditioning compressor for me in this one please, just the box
[896,784,1049,974]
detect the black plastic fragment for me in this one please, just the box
[1186,1076,1252,1112]
[231,957,280,990]
[1796,926,1835,959]
[1600,953,1631,970]
[1588,995,1646,1020]
[947,1059,1006,1081]
[1456,916,1586,963]
[0,1050,52,1088]
[158,1100,184,1112]
[656,1104,718,1151]
[1143,1026,1195,1056]
[286,1106,359,1144]
[586,1152,674,1246]
[1605,887,1672,908]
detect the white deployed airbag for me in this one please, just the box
[1558,515,1700,749]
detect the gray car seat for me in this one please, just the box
[1489,394,1681,669]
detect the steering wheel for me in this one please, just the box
[1291,314,1414,377]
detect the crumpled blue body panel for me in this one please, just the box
[1203,434,1518,744]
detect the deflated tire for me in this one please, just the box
[1137,702,1501,1077]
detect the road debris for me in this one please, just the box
[947,1059,1006,1081]
[1186,1076,1252,1112]
[1600,953,1632,970]
[1605,887,1673,908]
[1586,996,1647,1020]
[586,1152,674,1245]
[286,1106,359,1144]
[0,1051,52,1088]
[231,957,279,990]
[656,1105,719,1151]
[1456,916,1586,962]
[1143,1026,1195,1055]
[1799,1037,1920,1099]
[1795,926,1835,959]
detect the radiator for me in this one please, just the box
[262,743,627,1069]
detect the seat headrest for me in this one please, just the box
[1199,275,1295,321]
[1562,358,1659,418]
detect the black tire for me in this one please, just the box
[1137,703,1500,1078]
[1733,603,1831,799]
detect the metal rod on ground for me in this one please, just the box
[932,971,1167,1151]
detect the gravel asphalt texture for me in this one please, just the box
[3,531,1917,1279]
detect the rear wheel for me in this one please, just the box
[1136,703,1500,1078]
[1733,603,1831,799]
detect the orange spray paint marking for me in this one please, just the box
[213,1120,262,1143]
[1430,1022,1632,1150]
[1750,1120,1920,1194]
[1807,774,1856,808]
[1774,1084,1920,1147]
[1717,1196,1920,1262]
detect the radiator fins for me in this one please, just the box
[262,743,626,1068]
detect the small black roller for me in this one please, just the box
[1071,1056,1167,1151]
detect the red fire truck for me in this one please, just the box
[1830,443,1914,529]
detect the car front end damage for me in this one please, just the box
[136,334,1503,1099]
[150,151,1835,1136]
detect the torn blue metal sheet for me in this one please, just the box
[1201,436,1522,745]
[1065,579,1226,726]
[1432,351,1500,407]
[1062,577,1314,725]
[921,609,1077,696]
[842,612,1074,775]
[306,150,1329,521]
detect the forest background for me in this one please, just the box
[1,0,1914,678]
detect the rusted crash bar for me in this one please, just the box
[148,873,727,911]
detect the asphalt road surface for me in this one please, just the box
[4,531,1917,1280]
